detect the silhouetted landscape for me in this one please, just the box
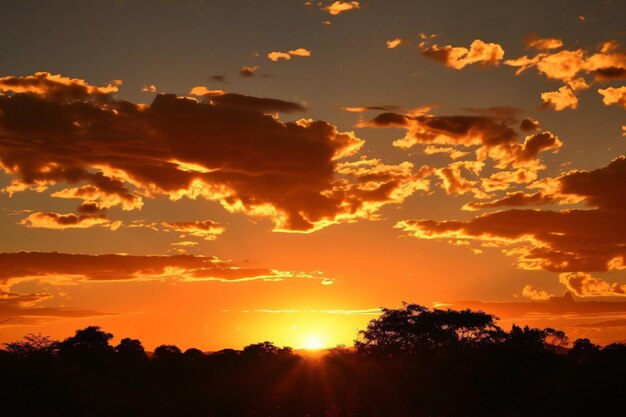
[2,303,625,417]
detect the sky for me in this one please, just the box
[0,0,625,350]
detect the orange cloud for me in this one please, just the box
[504,42,626,109]
[361,109,562,199]
[386,38,403,49]
[398,156,626,273]
[520,118,541,132]
[0,72,121,99]
[423,146,469,159]
[51,184,144,211]
[267,49,312,61]
[18,212,119,230]
[522,285,554,300]
[0,289,110,326]
[541,86,579,110]
[267,51,291,61]
[240,66,260,77]
[340,105,401,113]
[361,111,562,169]
[188,86,225,96]
[559,272,626,297]
[598,86,626,109]
[288,48,311,57]
[0,73,422,232]
[435,161,486,198]
[0,252,332,286]
[323,1,360,15]
[162,220,225,241]
[524,33,563,51]
[421,39,505,70]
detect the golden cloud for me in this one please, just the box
[421,39,505,70]
[19,212,120,230]
[559,272,626,297]
[524,33,563,51]
[541,86,579,111]
[323,1,360,15]
[598,86,626,109]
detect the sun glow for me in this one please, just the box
[302,335,326,350]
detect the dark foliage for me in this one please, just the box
[1,304,625,417]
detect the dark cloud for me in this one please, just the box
[0,252,331,285]
[0,73,427,232]
[19,212,118,230]
[520,118,541,132]
[399,156,626,274]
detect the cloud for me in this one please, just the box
[141,84,157,93]
[435,161,487,198]
[267,51,291,61]
[331,159,434,223]
[161,220,225,241]
[463,191,555,210]
[559,272,626,297]
[0,72,421,232]
[444,294,626,344]
[0,289,111,326]
[240,66,260,77]
[18,212,119,230]
[288,48,311,57]
[448,293,626,318]
[421,39,505,70]
[522,285,554,300]
[524,33,563,51]
[361,111,562,170]
[0,72,121,99]
[51,184,144,211]
[361,109,562,199]
[423,146,469,159]
[340,105,401,113]
[386,38,403,49]
[323,1,360,15]
[250,308,381,315]
[398,155,626,273]
[188,86,225,96]
[504,42,626,108]
[0,252,332,286]
[267,49,312,61]
[520,118,541,132]
[598,86,626,109]
[541,86,579,110]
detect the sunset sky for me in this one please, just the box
[1,0,625,350]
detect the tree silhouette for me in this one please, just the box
[356,303,504,355]
[1,304,625,417]
[116,337,147,360]
[153,344,182,361]
[4,333,57,358]
[57,325,114,362]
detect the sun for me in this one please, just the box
[302,335,325,350]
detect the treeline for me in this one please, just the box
[1,303,625,417]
